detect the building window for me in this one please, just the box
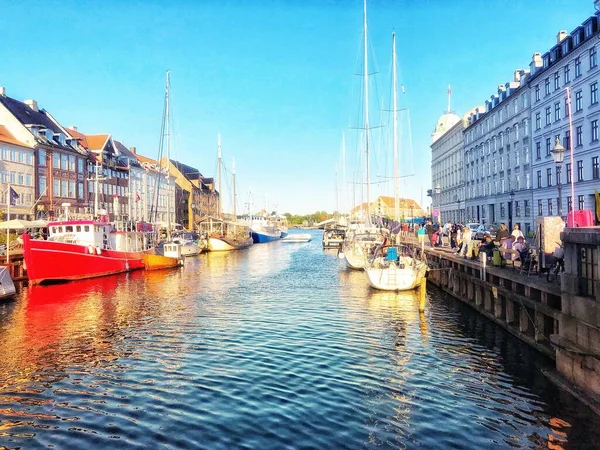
[545,107,551,125]
[578,195,585,210]
[576,126,583,146]
[592,119,599,142]
[568,196,573,212]
[500,203,505,217]
[575,90,583,111]
[77,158,84,173]
[554,72,560,90]
[53,179,60,197]
[548,199,553,215]
[575,57,582,77]
[38,150,46,167]
[68,181,75,198]
[591,156,600,180]
[564,64,570,84]
[538,199,543,216]
[39,176,46,196]
[566,162,572,183]
[545,78,550,95]
[590,46,598,69]
[565,97,570,117]
[546,137,551,156]
[526,172,530,188]
[536,142,541,159]
[535,112,541,130]
[577,160,584,181]
[515,201,521,217]
[535,85,540,101]
[26,174,32,186]
[554,102,561,121]
[78,182,84,199]
[61,180,68,197]
[591,82,598,105]
[525,200,531,217]
[68,155,76,171]
[53,152,59,169]
[547,168,552,186]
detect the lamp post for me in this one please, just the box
[508,190,515,230]
[551,137,565,218]
[435,183,441,224]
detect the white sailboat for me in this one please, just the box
[155,70,199,258]
[364,32,427,291]
[197,134,253,251]
[340,0,384,270]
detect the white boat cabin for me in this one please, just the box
[47,219,153,252]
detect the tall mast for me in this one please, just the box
[393,31,399,222]
[335,163,339,214]
[217,133,222,219]
[363,0,371,225]
[232,157,237,220]
[165,69,172,236]
[342,132,346,215]
[447,83,452,113]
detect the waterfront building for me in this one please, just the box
[0,90,89,219]
[0,125,35,220]
[463,70,533,234]
[528,6,600,220]
[134,153,176,227]
[114,142,145,222]
[350,196,425,220]
[167,159,218,230]
[430,105,469,224]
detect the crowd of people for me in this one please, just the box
[403,219,531,266]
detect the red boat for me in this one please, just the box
[22,218,154,285]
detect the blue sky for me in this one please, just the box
[0,0,595,214]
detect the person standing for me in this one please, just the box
[460,225,472,258]
[497,223,510,241]
[511,224,524,240]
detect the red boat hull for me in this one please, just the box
[22,234,146,285]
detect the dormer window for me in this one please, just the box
[573,29,581,46]
[44,129,53,141]
[585,22,593,38]
[543,54,550,68]
[54,133,66,145]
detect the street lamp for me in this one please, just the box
[435,183,441,224]
[551,137,565,218]
[508,189,515,230]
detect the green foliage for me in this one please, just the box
[283,211,336,226]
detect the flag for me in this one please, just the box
[135,193,141,202]
[9,187,18,206]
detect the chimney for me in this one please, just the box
[0,87,5,97]
[513,69,524,82]
[595,0,600,11]
[70,125,78,131]
[530,52,543,74]
[130,146,136,154]
[24,99,38,112]
[557,30,568,44]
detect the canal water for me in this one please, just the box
[0,229,598,449]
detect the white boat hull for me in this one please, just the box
[282,233,312,243]
[366,257,427,291]
[181,242,201,257]
[342,242,367,269]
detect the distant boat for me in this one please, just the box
[196,135,253,252]
[143,245,183,270]
[282,233,312,243]
[241,215,281,243]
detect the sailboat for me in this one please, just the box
[364,32,427,291]
[148,70,193,264]
[339,0,384,270]
[197,134,253,251]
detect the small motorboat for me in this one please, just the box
[282,233,312,243]
[0,266,16,299]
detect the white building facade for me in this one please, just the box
[529,9,600,221]
[430,112,465,224]
[464,70,533,234]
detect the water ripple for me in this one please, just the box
[0,231,598,448]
